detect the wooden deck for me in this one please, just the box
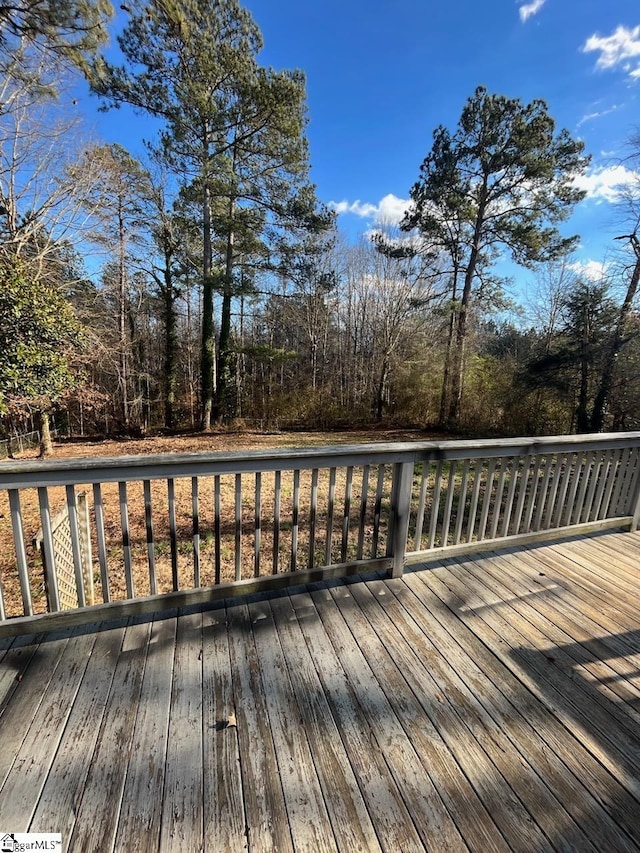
[1,529,640,852]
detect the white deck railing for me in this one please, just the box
[1,433,640,635]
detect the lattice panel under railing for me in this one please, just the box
[34,492,94,610]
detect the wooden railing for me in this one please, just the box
[1,433,640,635]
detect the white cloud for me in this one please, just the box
[577,104,621,127]
[519,0,546,23]
[568,259,608,282]
[583,25,640,80]
[574,164,640,203]
[328,193,410,226]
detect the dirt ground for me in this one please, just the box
[0,428,439,618]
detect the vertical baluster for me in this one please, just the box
[601,449,622,518]
[413,464,429,552]
[466,459,484,543]
[8,490,33,616]
[341,466,354,563]
[501,458,520,538]
[119,482,134,599]
[356,465,370,560]
[143,480,157,595]
[533,455,555,531]
[192,476,200,587]
[370,466,384,558]
[490,457,508,540]
[592,450,613,521]
[477,458,497,542]
[235,473,242,582]
[255,472,262,578]
[428,460,444,549]
[618,448,640,515]
[553,453,575,528]
[522,457,543,533]
[582,452,603,522]
[168,478,178,591]
[441,460,458,547]
[326,467,337,564]
[573,452,595,524]
[0,575,5,621]
[78,493,94,607]
[291,469,300,572]
[38,488,60,612]
[309,468,319,569]
[511,456,542,534]
[543,454,563,530]
[562,453,585,527]
[66,484,86,608]
[273,470,281,574]
[214,475,221,584]
[453,459,471,545]
[92,483,110,603]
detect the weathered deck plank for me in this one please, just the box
[66,618,151,851]
[0,531,639,851]
[30,620,127,839]
[160,609,203,851]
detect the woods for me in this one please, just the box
[2,0,640,448]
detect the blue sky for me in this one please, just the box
[87,0,640,289]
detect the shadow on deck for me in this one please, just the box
[1,529,640,852]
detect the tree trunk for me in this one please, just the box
[163,245,178,430]
[439,303,456,426]
[448,189,487,428]
[201,136,215,431]
[118,203,129,428]
[38,410,53,458]
[591,238,640,432]
[577,302,590,433]
[215,143,238,424]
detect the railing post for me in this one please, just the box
[389,461,414,578]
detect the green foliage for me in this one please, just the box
[0,261,82,414]
[401,86,590,427]
[0,0,113,75]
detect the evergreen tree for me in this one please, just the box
[91,0,324,426]
[403,87,589,427]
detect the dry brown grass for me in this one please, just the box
[0,428,433,617]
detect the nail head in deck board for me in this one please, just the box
[201,607,246,851]
[0,627,99,829]
[309,585,473,852]
[337,578,542,853]
[360,575,602,853]
[269,594,382,852]
[226,601,294,853]
[247,597,338,853]
[115,614,177,848]
[160,610,203,850]
[28,620,127,839]
[287,590,427,853]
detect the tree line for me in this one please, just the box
[1,0,639,454]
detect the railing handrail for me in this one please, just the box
[2,432,640,489]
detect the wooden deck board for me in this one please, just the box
[0,530,639,851]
